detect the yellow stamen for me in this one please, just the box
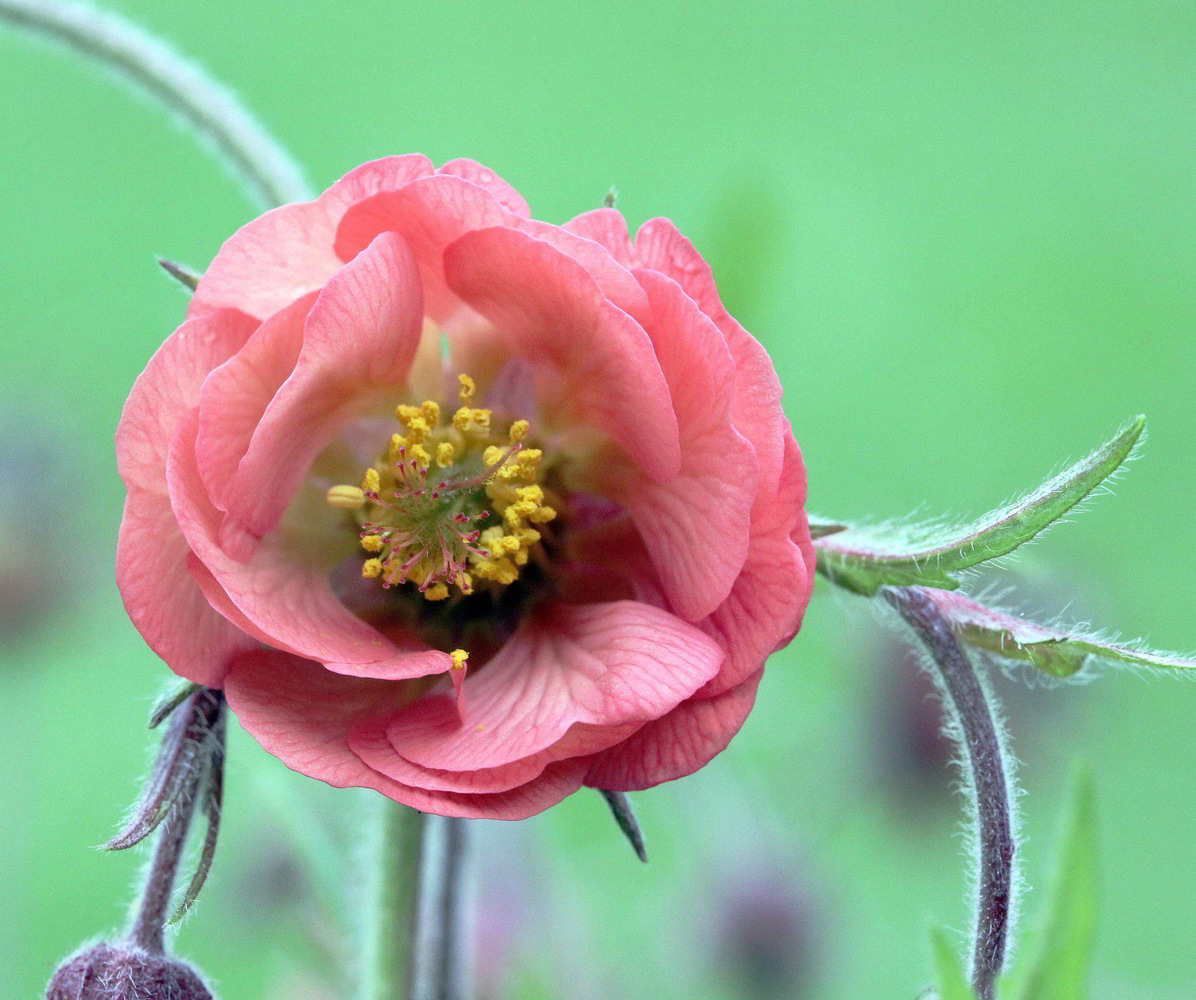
[326,484,366,509]
[509,419,529,442]
[421,400,441,425]
[436,441,456,468]
[362,468,381,493]
[458,374,475,400]
[360,534,383,553]
[450,648,469,670]
[424,583,450,601]
[529,506,557,524]
[362,558,383,578]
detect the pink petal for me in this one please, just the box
[217,231,424,550]
[443,226,681,483]
[385,600,723,773]
[563,208,636,263]
[116,488,256,687]
[190,155,435,320]
[697,432,814,696]
[116,309,260,492]
[194,293,314,503]
[168,410,449,680]
[437,158,531,217]
[616,270,756,621]
[635,218,787,499]
[583,669,764,791]
[224,650,587,820]
[333,173,511,323]
[115,308,261,685]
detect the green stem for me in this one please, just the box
[0,0,312,207]
[363,799,427,1000]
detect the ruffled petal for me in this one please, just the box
[583,670,763,791]
[443,226,681,483]
[224,650,587,820]
[194,293,314,503]
[115,308,262,685]
[615,270,756,621]
[333,173,511,322]
[562,208,636,263]
[168,410,449,680]
[190,155,435,320]
[217,231,424,552]
[437,158,530,217]
[383,600,723,773]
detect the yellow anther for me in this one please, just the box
[529,506,557,524]
[457,571,474,594]
[514,548,530,566]
[471,408,491,433]
[410,444,432,469]
[405,416,430,442]
[503,506,525,529]
[482,445,505,468]
[516,449,542,467]
[396,403,422,423]
[450,648,469,670]
[362,558,383,579]
[458,374,475,400]
[390,433,408,460]
[509,420,529,442]
[424,583,450,601]
[452,406,473,431]
[362,468,381,493]
[436,441,456,468]
[360,534,384,553]
[515,527,541,546]
[421,400,441,425]
[326,484,366,509]
[516,485,544,505]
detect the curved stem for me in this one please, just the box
[0,0,311,208]
[883,586,1016,1000]
[411,816,473,1000]
[363,799,427,1000]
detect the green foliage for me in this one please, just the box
[930,591,1196,679]
[1013,769,1099,1000]
[815,418,1145,597]
[930,928,976,1000]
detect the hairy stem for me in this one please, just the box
[411,816,473,1000]
[0,0,311,207]
[127,689,224,954]
[883,586,1016,1000]
[364,800,427,1000]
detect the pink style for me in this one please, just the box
[115,155,814,820]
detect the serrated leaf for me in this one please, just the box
[815,417,1145,596]
[926,590,1196,678]
[930,928,975,1000]
[1015,769,1098,1000]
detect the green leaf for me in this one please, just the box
[930,927,975,1000]
[815,417,1145,596]
[1015,769,1098,1000]
[925,590,1196,678]
[147,679,201,728]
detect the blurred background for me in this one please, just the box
[1,1,1194,997]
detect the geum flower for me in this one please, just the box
[116,156,814,819]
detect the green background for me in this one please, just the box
[2,1,1193,997]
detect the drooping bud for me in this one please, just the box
[45,942,213,1000]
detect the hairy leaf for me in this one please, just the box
[927,590,1196,679]
[816,417,1145,596]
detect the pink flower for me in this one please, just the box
[116,156,814,819]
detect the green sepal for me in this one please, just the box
[815,417,1145,597]
[926,590,1196,679]
[1013,768,1098,1000]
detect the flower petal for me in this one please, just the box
[224,649,587,820]
[385,601,723,773]
[169,410,448,680]
[443,226,681,483]
[218,231,425,552]
[190,155,435,320]
[615,270,756,621]
[437,158,530,217]
[583,670,764,791]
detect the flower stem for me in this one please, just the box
[411,816,473,1000]
[363,800,427,1000]
[883,586,1016,1000]
[0,0,311,208]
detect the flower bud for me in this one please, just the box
[45,942,213,1000]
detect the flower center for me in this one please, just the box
[325,373,557,602]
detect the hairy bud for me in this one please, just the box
[45,942,213,1000]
